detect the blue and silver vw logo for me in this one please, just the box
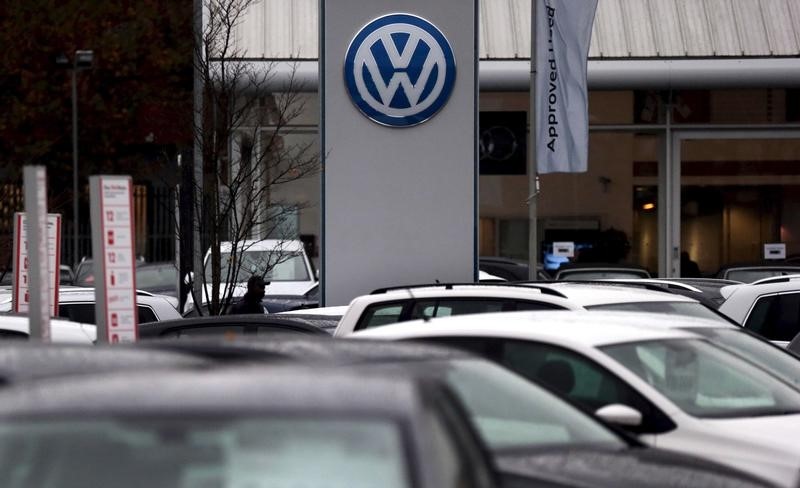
[344,14,456,127]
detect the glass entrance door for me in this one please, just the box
[679,136,800,278]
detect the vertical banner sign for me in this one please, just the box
[90,176,138,343]
[21,166,51,341]
[322,0,478,305]
[12,214,62,317]
[535,0,598,174]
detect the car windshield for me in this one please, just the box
[74,262,94,286]
[439,359,624,451]
[687,327,800,388]
[135,264,178,290]
[601,339,800,418]
[587,301,727,322]
[0,417,410,488]
[208,251,309,283]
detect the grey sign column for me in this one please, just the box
[321,1,478,305]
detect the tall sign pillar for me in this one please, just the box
[90,176,138,343]
[321,0,478,305]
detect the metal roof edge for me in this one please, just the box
[230,57,800,92]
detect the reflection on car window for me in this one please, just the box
[425,337,673,434]
[603,339,800,418]
[437,359,624,450]
[360,304,404,330]
[688,328,800,388]
[59,304,160,325]
[744,293,800,342]
[411,300,506,319]
[164,325,246,339]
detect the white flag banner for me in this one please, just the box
[535,0,598,174]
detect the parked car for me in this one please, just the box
[0,314,95,343]
[185,239,318,313]
[0,342,209,383]
[146,337,774,488]
[56,286,181,325]
[1,265,76,285]
[650,277,743,307]
[717,276,800,347]
[715,264,800,283]
[553,263,651,280]
[479,256,550,281]
[0,365,497,488]
[333,281,726,336]
[354,311,800,487]
[134,261,180,297]
[139,314,332,339]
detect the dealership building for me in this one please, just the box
[232,0,800,277]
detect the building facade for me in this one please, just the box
[229,0,800,277]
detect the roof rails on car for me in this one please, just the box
[369,282,569,299]
[750,274,800,286]
[518,279,681,295]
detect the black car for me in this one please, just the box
[0,342,210,383]
[715,263,800,283]
[139,313,332,339]
[553,262,651,280]
[0,364,497,488]
[147,337,774,488]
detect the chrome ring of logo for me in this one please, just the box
[344,14,456,127]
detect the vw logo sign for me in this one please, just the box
[344,14,456,127]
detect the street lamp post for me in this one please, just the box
[62,50,94,267]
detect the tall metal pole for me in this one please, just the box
[192,0,205,311]
[528,0,539,279]
[71,69,79,267]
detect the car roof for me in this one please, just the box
[0,343,209,383]
[359,283,575,301]
[139,314,331,337]
[527,282,697,306]
[279,305,348,316]
[56,288,171,304]
[145,336,474,364]
[352,310,703,347]
[720,279,800,300]
[0,364,433,418]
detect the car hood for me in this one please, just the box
[496,446,773,488]
[196,281,316,302]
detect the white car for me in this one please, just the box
[353,310,800,487]
[56,287,182,325]
[0,315,95,344]
[186,239,317,312]
[718,275,800,347]
[333,281,725,336]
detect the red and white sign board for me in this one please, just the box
[90,176,138,343]
[12,213,61,316]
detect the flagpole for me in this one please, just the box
[528,0,539,280]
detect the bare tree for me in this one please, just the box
[187,0,319,315]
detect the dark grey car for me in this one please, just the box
[0,364,497,488]
[146,337,776,488]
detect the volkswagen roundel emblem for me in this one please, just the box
[344,14,456,127]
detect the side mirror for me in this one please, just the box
[183,271,195,286]
[595,404,643,427]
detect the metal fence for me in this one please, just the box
[1,183,177,271]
